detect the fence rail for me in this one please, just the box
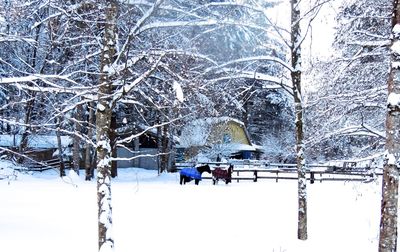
[175,160,382,183]
[22,158,72,172]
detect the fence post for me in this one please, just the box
[254,171,258,182]
[310,172,315,184]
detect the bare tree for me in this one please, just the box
[379,1,400,251]
[96,0,117,250]
[290,0,307,241]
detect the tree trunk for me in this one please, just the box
[73,103,83,174]
[291,0,307,241]
[97,1,117,251]
[19,21,42,162]
[110,113,117,178]
[18,98,34,160]
[157,123,162,174]
[379,1,400,251]
[133,125,140,168]
[160,124,169,173]
[85,102,95,181]
[168,122,174,172]
[56,117,66,177]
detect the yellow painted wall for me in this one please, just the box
[207,121,250,145]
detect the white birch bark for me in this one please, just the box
[97,1,117,251]
[291,0,307,241]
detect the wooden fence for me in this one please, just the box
[175,160,382,183]
[22,158,72,172]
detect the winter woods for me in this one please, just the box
[0,0,295,172]
[0,0,399,250]
[305,0,391,161]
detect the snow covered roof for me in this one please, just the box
[202,116,245,126]
[0,135,72,149]
[229,143,257,151]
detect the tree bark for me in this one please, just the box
[379,1,400,251]
[85,102,95,181]
[73,103,83,174]
[56,117,66,177]
[160,124,169,173]
[157,123,162,174]
[291,0,307,241]
[133,125,140,168]
[18,98,34,161]
[168,122,174,172]
[110,113,118,178]
[18,20,42,161]
[97,1,117,251]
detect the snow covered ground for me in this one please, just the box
[0,162,388,252]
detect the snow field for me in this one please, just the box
[0,168,387,252]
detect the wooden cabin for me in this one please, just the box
[178,117,262,161]
[0,134,73,166]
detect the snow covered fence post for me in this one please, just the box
[97,0,117,251]
[290,0,307,241]
[379,1,400,251]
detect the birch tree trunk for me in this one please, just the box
[97,1,117,251]
[110,113,117,178]
[291,0,307,241]
[379,1,400,251]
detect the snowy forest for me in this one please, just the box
[0,0,391,171]
[1,0,400,252]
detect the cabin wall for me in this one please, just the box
[116,147,158,169]
[20,148,56,163]
[207,122,250,145]
[228,123,250,145]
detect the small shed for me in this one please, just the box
[0,134,73,162]
[116,125,159,169]
[178,117,262,161]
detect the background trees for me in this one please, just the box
[305,0,392,162]
[2,1,394,169]
[1,0,295,166]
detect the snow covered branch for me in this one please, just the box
[0,74,94,94]
[203,55,293,74]
[306,124,385,147]
[111,53,165,105]
[0,34,37,44]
